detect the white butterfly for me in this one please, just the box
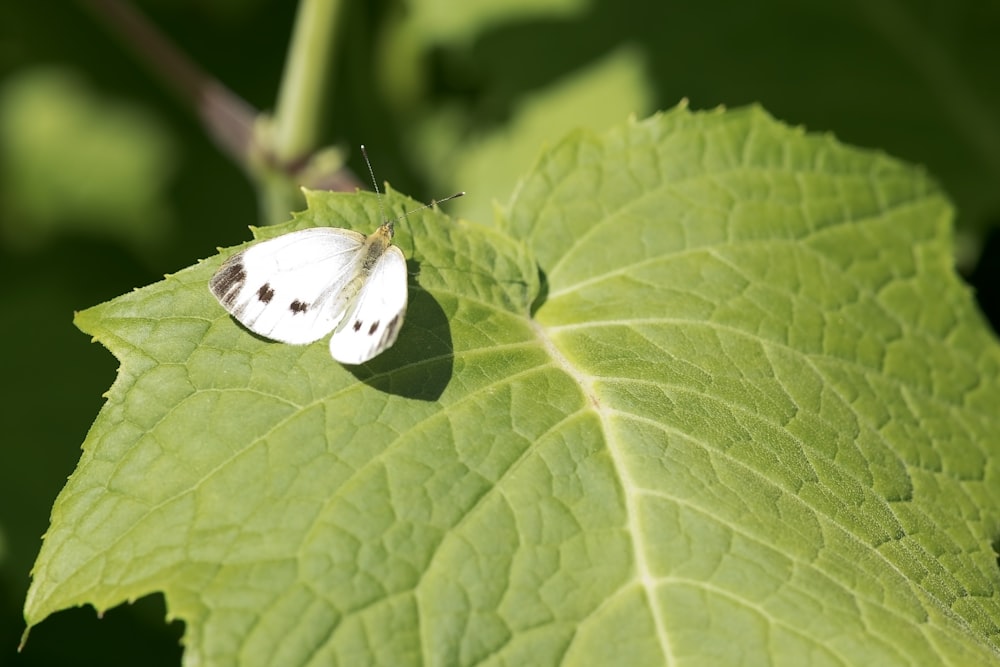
[209,147,463,365]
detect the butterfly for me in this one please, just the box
[209,146,463,365]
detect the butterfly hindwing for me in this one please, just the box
[210,227,367,344]
[328,245,408,365]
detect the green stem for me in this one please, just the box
[271,0,346,163]
[259,0,349,224]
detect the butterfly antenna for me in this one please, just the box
[360,144,388,223]
[360,145,465,228]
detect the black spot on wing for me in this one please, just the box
[385,314,401,337]
[367,321,381,335]
[257,283,274,303]
[210,259,247,306]
[290,300,309,314]
[352,320,363,332]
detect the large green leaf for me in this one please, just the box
[24,107,1000,665]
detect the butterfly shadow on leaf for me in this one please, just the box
[345,271,453,401]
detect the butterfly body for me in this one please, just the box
[209,219,408,365]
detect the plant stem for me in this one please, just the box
[258,0,350,224]
[85,0,356,225]
[271,0,346,164]
[82,0,257,164]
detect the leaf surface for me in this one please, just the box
[25,107,1000,665]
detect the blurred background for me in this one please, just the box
[2,0,997,663]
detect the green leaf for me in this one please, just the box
[414,45,654,227]
[25,106,1000,665]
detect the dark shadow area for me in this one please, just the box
[970,221,1000,337]
[349,266,453,400]
[0,235,143,667]
[8,593,183,667]
[992,535,1000,579]
[529,266,549,318]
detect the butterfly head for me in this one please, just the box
[374,220,395,242]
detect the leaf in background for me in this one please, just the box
[373,0,1000,248]
[415,46,653,226]
[0,67,176,253]
[375,0,587,109]
[374,0,652,225]
[24,107,1000,665]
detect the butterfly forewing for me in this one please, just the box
[328,245,408,365]
[210,227,367,344]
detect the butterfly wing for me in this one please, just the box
[328,245,408,364]
[210,227,367,344]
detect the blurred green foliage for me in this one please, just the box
[0,68,175,253]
